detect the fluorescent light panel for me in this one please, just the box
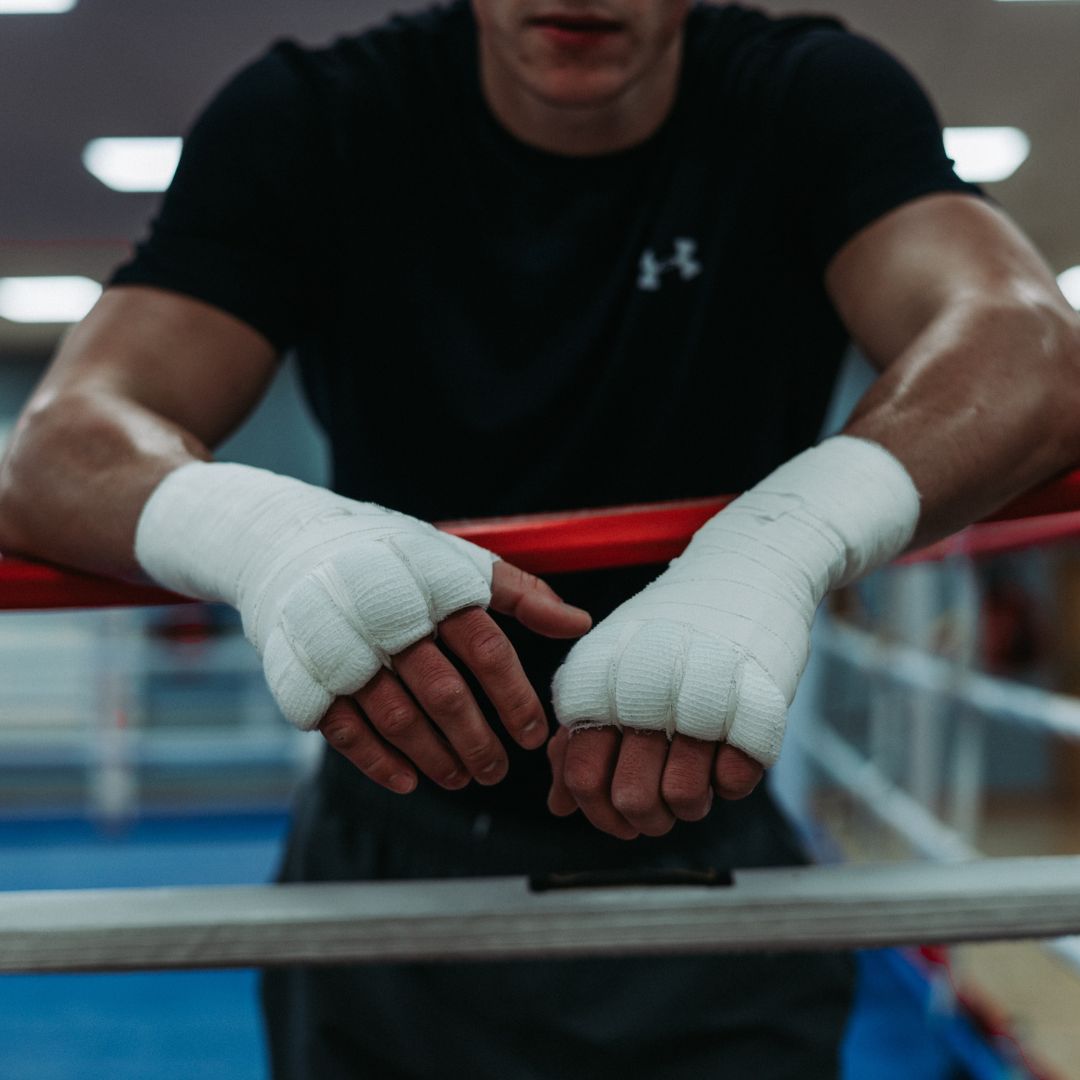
[0,0,77,11]
[943,127,1030,184]
[82,137,182,193]
[0,276,101,324]
[1059,267,1080,311]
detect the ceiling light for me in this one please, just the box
[943,127,1031,184]
[0,277,101,324]
[82,137,182,193]
[1059,267,1080,310]
[0,0,77,11]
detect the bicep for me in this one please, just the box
[35,285,279,448]
[777,30,977,274]
[825,194,1071,369]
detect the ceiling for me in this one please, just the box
[1,0,1077,353]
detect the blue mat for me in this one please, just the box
[0,814,285,1080]
[845,950,1019,1080]
[0,970,266,1080]
[0,814,1022,1079]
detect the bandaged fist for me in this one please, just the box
[135,463,591,792]
[552,542,806,765]
[550,437,921,837]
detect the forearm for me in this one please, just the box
[844,295,1080,548]
[0,288,277,580]
[0,388,207,580]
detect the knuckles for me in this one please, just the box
[662,790,710,820]
[424,677,469,716]
[502,690,541,725]
[564,762,607,798]
[460,742,499,768]
[322,721,359,751]
[659,773,705,815]
[375,704,418,738]
[713,758,764,800]
[355,753,393,779]
[470,632,515,675]
[610,787,655,819]
[713,778,759,801]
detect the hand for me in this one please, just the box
[134,463,593,794]
[547,439,921,840]
[320,560,591,793]
[546,495,812,839]
[546,727,763,840]
[548,495,815,834]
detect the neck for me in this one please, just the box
[478,36,684,157]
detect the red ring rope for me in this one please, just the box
[3,470,1080,611]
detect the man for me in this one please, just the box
[1,1,1077,1076]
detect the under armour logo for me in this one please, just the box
[637,238,702,292]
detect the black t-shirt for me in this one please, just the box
[113,1,978,818]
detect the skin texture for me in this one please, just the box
[2,7,1080,835]
[547,192,1080,840]
[319,566,592,791]
[0,288,591,793]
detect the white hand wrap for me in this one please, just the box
[134,463,497,731]
[552,436,920,766]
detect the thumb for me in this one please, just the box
[490,561,592,639]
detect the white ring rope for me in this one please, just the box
[5,857,1080,974]
[817,620,1080,740]
[793,714,1080,976]
[816,613,1080,958]
[789,716,979,864]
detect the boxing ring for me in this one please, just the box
[3,473,1080,979]
[6,474,1080,1078]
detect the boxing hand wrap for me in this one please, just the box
[134,463,497,731]
[552,436,921,766]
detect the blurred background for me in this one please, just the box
[0,1,1079,1078]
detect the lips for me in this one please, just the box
[530,13,624,31]
[524,11,622,34]
[528,11,626,49]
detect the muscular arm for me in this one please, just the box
[0,286,277,578]
[550,193,1080,840]
[835,194,1080,545]
[0,287,590,793]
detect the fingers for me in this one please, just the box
[562,727,639,841]
[393,638,509,785]
[546,727,577,817]
[610,730,676,837]
[712,743,765,800]
[353,669,469,790]
[661,734,716,821]
[490,561,592,639]
[551,728,750,837]
[324,598,558,791]
[439,607,548,751]
[322,624,529,793]
[318,698,418,795]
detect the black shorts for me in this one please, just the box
[261,760,854,1080]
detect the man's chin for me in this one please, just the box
[526,70,634,111]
